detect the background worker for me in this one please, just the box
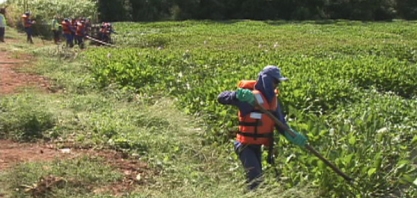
[99,22,116,43]
[217,65,308,191]
[0,8,6,42]
[21,12,35,44]
[61,18,74,48]
[71,17,77,45]
[75,19,86,49]
[50,15,61,44]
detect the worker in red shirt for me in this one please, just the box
[75,19,87,49]
[21,12,35,44]
[61,18,75,48]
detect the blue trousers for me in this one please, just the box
[234,141,263,191]
[0,27,4,42]
[63,33,74,47]
[75,35,85,48]
[24,27,33,43]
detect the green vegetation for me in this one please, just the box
[85,20,417,197]
[94,0,417,21]
[1,20,417,197]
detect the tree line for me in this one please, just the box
[97,0,417,22]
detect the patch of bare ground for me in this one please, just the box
[0,51,55,94]
[0,139,158,197]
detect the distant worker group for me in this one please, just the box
[55,16,116,48]
[19,11,115,48]
[59,17,91,48]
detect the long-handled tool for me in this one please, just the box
[253,94,354,183]
[85,35,116,47]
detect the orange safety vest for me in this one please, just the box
[236,80,279,146]
[21,15,31,27]
[100,25,109,34]
[75,22,85,36]
[61,21,72,34]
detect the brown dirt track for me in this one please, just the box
[0,44,155,197]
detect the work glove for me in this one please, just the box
[284,128,307,147]
[236,88,255,105]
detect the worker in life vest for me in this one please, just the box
[21,12,35,44]
[97,22,106,43]
[99,22,116,43]
[50,15,61,44]
[75,19,86,49]
[217,65,307,191]
[71,17,78,44]
[61,18,74,48]
[0,8,6,42]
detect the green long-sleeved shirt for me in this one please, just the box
[51,18,58,30]
[0,13,6,28]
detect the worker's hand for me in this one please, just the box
[236,88,255,105]
[284,128,307,147]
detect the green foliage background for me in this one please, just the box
[95,0,417,21]
[81,20,417,197]
[0,0,416,196]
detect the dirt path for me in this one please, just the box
[0,51,51,94]
[0,140,70,170]
[0,139,155,196]
[0,42,155,196]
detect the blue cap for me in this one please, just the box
[260,65,288,82]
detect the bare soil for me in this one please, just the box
[0,140,156,196]
[0,43,156,197]
[0,51,53,94]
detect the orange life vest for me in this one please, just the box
[75,22,85,36]
[61,21,72,34]
[236,80,278,146]
[100,25,109,34]
[21,15,31,27]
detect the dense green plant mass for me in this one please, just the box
[94,0,417,21]
[83,20,417,197]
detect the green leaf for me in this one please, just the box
[397,160,410,169]
[348,135,356,145]
[412,136,417,144]
[318,160,325,170]
[367,168,377,177]
[401,174,414,183]
[344,153,354,167]
[373,153,382,170]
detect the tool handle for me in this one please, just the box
[255,103,354,182]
